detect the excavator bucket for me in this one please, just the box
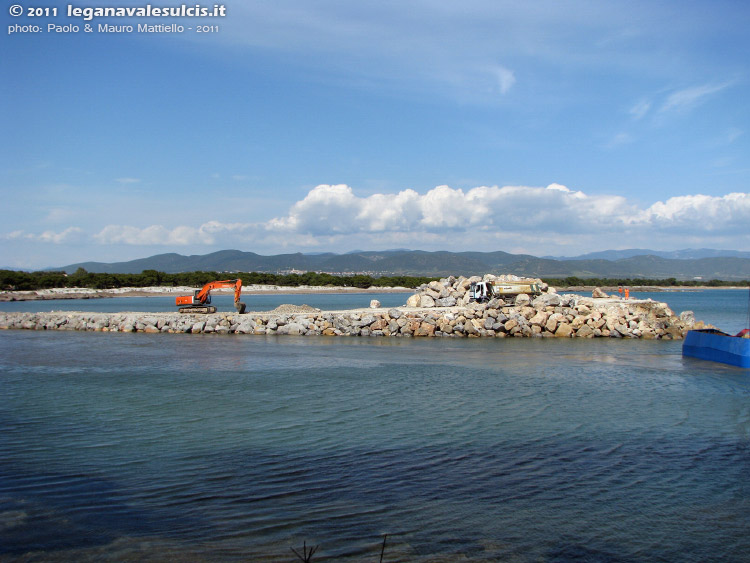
[235,301,246,314]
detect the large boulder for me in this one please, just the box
[679,310,695,327]
[555,323,574,337]
[532,293,562,308]
[428,281,444,292]
[419,294,436,308]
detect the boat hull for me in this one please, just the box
[683,330,750,368]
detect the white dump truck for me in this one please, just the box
[468,280,543,303]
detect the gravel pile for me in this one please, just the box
[268,304,321,314]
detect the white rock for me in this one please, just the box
[406,294,421,307]
[420,295,436,308]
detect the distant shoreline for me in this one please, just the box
[0,285,414,302]
[0,284,746,302]
[561,285,748,293]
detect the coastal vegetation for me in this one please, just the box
[0,268,436,291]
[541,277,749,288]
[1,268,747,292]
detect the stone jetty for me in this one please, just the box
[0,275,699,339]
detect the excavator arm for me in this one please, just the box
[194,279,242,304]
[176,279,246,314]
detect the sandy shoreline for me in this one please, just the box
[564,285,749,292]
[1,284,745,302]
[0,285,414,301]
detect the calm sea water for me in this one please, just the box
[0,292,410,315]
[1,290,749,561]
[1,288,748,333]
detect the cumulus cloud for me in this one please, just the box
[259,184,750,251]
[267,183,634,236]
[91,221,261,246]
[4,227,85,244]
[641,193,750,232]
[95,224,210,245]
[6,185,750,255]
[38,227,86,244]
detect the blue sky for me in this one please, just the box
[2,0,749,269]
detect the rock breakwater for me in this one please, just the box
[0,296,696,339]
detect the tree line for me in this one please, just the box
[543,276,749,288]
[1,269,747,292]
[0,268,438,291]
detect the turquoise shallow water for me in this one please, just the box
[0,291,410,315]
[1,288,747,333]
[1,290,749,561]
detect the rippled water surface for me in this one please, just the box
[0,292,410,314]
[1,294,749,561]
[2,288,748,333]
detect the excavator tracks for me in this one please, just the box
[178,306,217,314]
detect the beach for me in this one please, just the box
[0,285,413,302]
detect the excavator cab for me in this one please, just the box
[194,290,211,305]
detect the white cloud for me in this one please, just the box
[94,225,208,245]
[659,81,733,114]
[3,227,85,244]
[489,65,516,95]
[262,184,750,250]
[6,186,750,259]
[629,99,651,120]
[605,132,633,148]
[115,177,141,184]
[92,221,260,246]
[267,183,639,238]
[5,230,29,241]
[38,227,86,244]
[725,127,743,144]
[641,193,750,232]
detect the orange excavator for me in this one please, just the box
[176,279,246,314]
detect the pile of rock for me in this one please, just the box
[0,274,700,339]
[0,293,697,339]
[405,274,549,308]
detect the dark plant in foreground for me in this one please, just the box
[291,534,389,562]
[291,541,318,562]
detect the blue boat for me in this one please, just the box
[683,329,750,368]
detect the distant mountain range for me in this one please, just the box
[548,248,750,261]
[52,248,750,281]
